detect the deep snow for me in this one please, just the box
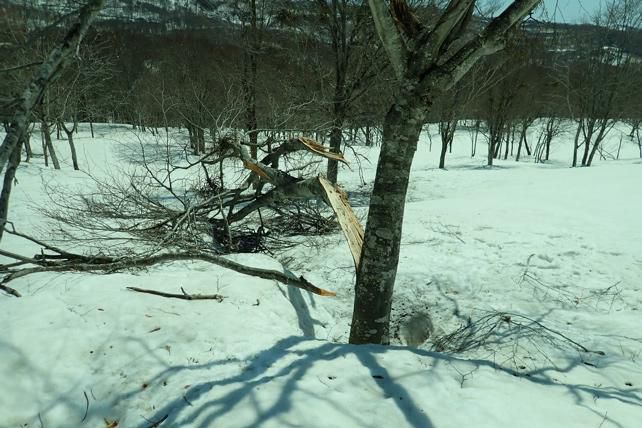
[1,122,641,427]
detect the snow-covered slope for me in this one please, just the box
[1,123,641,427]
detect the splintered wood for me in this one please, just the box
[242,159,271,180]
[238,135,363,273]
[318,176,364,269]
[297,137,349,164]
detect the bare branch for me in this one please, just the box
[368,0,407,79]
[0,61,43,74]
[425,0,475,58]
[126,286,225,302]
[1,249,336,297]
[430,0,541,91]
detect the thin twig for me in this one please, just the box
[145,413,169,428]
[81,390,89,423]
[127,286,224,302]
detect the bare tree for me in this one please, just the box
[241,0,260,159]
[349,0,541,345]
[315,0,386,183]
[0,0,105,240]
[562,0,642,167]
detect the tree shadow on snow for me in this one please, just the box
[0,338,121,428]
[277,286,325,337]
[111,333,642,428]
[115,336,434,428]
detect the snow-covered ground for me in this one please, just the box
[1,122,641,427]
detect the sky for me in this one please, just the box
[539,0,606,23]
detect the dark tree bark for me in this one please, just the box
[515,118,532,162]
[365,124,372,146]
[242,0,259,159]
[471,119,480,157]
[41,117,60,170]
[0,139,22,240]
[23,130,33,162]
[586,121,610,166]
[581,119,595,166]
[572,121,582,167]
[327,119,343,183]
[438,119,456,169]
[350,97,426,344]
[60,121,79,170]
[503,131,510,159]
[41,123,49,167]
[523,137,531,155]
[516,133,524,162]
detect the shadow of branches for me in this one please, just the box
[113,336,433,428]
[103,333,642,428]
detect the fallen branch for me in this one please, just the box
[0,284,20,297]
[127,286,224,302]
[1,247,336,297]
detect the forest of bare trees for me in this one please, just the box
[2,0,642,345]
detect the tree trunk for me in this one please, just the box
[197,126,205,154]
[42,119,60,169]
[522,139,531,156]
[352,0,541,346]
[365,124,372,147]
[439,136,448,169]
[187,125,197,154]
[243,0,259,159]
[516,121,529,162]
[41,123,49,167]
[327,124,343,183]
[60,121,79,170]
[586,122,608,167]
[438,120,455,169]
[516,133,524,162]
[581,138,591,166]
[350,98,426,345]
[0,138,22,240]
[572,122,582,167]
[581,119,595,167]
[23,132,33,162]
[471,120,479,157]
[503,133,510,159]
